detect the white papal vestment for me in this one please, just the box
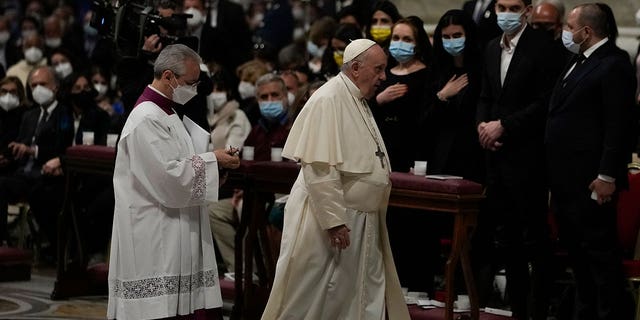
[261,74,410,320]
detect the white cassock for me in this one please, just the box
[108,86,222,320]
[261,73,410,320]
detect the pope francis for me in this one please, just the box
[261,39,410,320]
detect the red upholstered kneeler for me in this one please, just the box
[0,247,32,281]
[219,277,235,301]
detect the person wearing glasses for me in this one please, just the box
[107,44,239,320]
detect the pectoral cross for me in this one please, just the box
[375,145,385,169]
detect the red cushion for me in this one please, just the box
[247,161,300,181]
[623,260,640,278]
[87,262,109,283]
[219,277,235,300]
[0,247,32,263]
[239,162,484,195]
[66,145,116,160]
[391,172,483,195]
[617,172,640,254]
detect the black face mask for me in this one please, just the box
[71,90,97,109]
[544,28,557,40]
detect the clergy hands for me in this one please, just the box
[589,178,616,205]
[376,83,408,105]
[477,121,504,151]
[214,149,240,170]
[328,225,351,250]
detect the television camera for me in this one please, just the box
[90,0,196,58]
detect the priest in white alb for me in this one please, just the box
[261,39,410,320]
[107,44,239,320]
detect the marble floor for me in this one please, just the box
[0,266,107,320]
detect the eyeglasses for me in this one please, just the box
[174,73,200,88]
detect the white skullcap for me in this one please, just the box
[343,39,376,63]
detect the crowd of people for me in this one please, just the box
[0,0,639,319]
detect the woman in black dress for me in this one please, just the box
[428,9,485,184]
[371,15,432,172]
[370,15,436,296]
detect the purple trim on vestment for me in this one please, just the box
[135,86,175,115]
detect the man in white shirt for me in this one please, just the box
[546,4,635,319]
[476,0,563,318]
[107,44,239,320]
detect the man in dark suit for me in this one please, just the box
[194,0,253,74]
[0,66,74,249]
[546,4,636,319]
[476,0,562,318]
[463,0,502,49]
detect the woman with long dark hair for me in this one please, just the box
[370,15,436,296]
[428,9,484,184]
[372,15,432,172]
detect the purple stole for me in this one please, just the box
[135,86,176,115]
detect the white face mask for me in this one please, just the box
[21,29,36,39]
[32,85,55,105]
[252,13,264,26]
[561,28,585,54]
[0,93,20,111]
[292,7,304,21]
[293,27,305,40]
[185,7,205,28]
[54,62,73,79]
[0,31,10,45]
[170,78,198,105]
[287,91,295,106]
[207,92,227,111]
[24,47,43,64]
[45,37,62,48]
[238,81,256,100]
[94,83,108,96]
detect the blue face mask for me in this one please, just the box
[259,100,285,120]
[496,12,523,34]
[307,41,325,58]
[442,37,466,56]
[389,40,415,64]
[84,23,98,37]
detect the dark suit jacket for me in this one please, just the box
[463,0,502,49]
[15,102,74,170]
[546,41,636,192]
[199,0,253,71]
[75,106,111,146]
[477,26,562,186]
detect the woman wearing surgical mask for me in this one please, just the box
[366,0,401,61]
[0,76,28,172]
[90,66,124,133]
[320,22,362,79]
[49,49,75,80]
[371,15,437,298]
[306,16,338,76]
[429,9,484,184]
[372,16,432,173]
[236,59,269,125]
[207,74,251,151]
